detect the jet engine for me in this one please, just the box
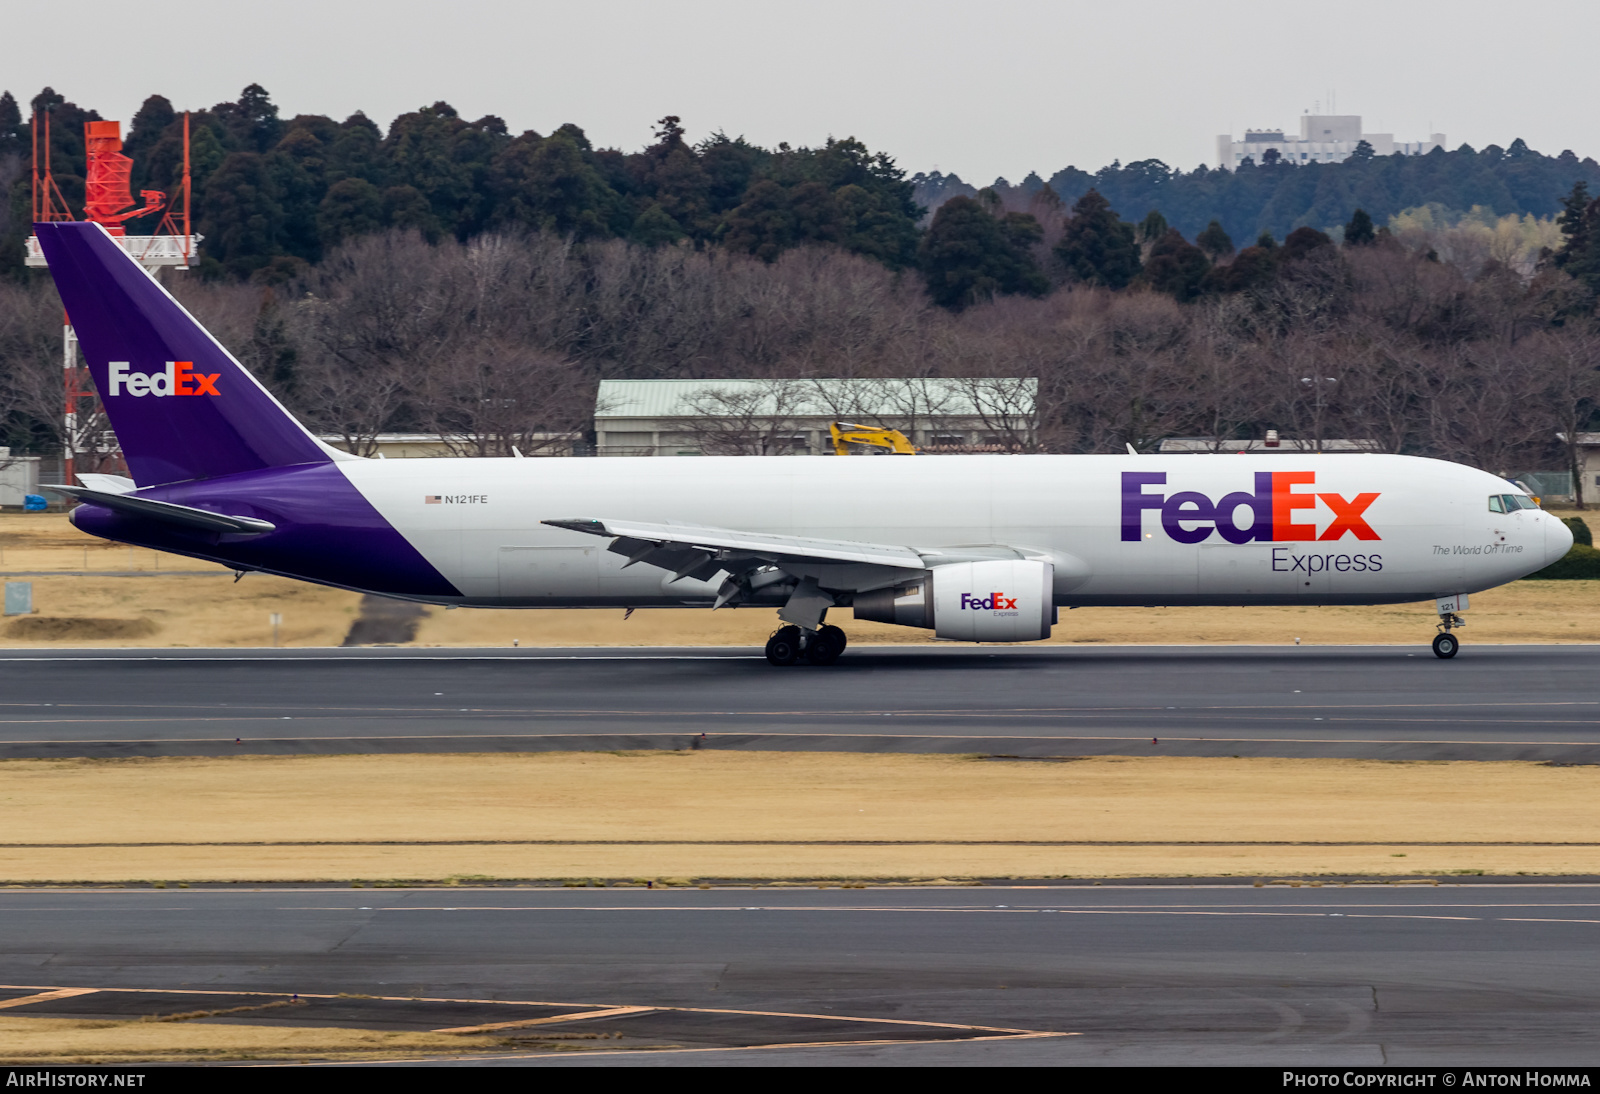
[853,559,1055,642]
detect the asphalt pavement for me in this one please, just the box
[7,645,1599,1065]
[1,644,1598,761]
[3,883,1598,1066]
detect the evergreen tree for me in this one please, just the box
[383,185,442,240]
[493,126,624,239]
[1344,208,1376,246]
[722,178,801,260]
[214,84,283,154]
[1196,219,1234,260]
[1054,189,1140,289]
[1137,209,1168,244]
[1214,244,1278,293]
[199,151,287,277]
[919,195,1046,309]
[1281,226,1334,261]
[631,202,685,247]
[1143,228,1210,302]
[317,177,385,247]
[1554,182,1600,297]
[0,91,25,156]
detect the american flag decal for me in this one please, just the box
[425,495,441,504]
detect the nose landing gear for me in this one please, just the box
[1433,594,1466,659]
[765,624,848,666]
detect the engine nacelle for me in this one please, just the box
[853,559,1055,642]
[931,559,1054,642]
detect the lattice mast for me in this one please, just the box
[27,110,201,484]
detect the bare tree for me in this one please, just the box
[677,380,814,455]
[419,339,593,458]
[1526,328,1600,508]
[1423,342,1548,475]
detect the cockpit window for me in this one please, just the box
[1489,496,1505,513]
[1496,494,1536,511]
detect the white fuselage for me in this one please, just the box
[340,452,1566,608]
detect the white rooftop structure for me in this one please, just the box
[1217,115,1445,170]
[25,233,202,269]
[595,378,1038,456]
[1157,437,1381,454]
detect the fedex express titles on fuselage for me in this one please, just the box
[29,221,1573,665]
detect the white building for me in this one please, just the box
[594,378,1038,457]
[0,449,42,507]
[1217,115,1445,170]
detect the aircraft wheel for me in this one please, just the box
[1432,632,1459,659]
[766,626,802,666]
[806,625,847,666]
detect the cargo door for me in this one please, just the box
[498,546,598,600]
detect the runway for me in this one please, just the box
[4,883,1599,1065]
[3,644,1600,761]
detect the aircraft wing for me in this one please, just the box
[541,517,926,585]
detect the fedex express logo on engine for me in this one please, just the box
[1122,472,1379,543]
[961,592,1018,611]
[107,361,221,398]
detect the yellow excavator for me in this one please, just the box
[828,421,917,456]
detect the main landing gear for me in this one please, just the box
[766,624,847,666]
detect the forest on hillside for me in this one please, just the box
[1,85,1599,496]
[3,84,1597,288]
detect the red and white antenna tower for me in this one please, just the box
[26,109,202,485]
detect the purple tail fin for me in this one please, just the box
[34,222,346,487]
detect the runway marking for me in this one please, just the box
[0,987,99,1009]
[3,699,1599,716]
[433,1005,655,1033]
[0,655,760,664]
[6,840,1600,848]
[4,730,1600,749]
[0,983,1037,1033]
[0,982,1063,1057]
[2,644,1598,666]
[310,1031,1081,1066]
[357,904,1494,922]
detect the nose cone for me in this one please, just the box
[1546,515,1576,565]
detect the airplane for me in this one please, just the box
[33,221,1574,664]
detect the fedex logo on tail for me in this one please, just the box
[107,361,221,398]
[1122,472,1379,543]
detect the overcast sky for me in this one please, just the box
[7,0,1594,182]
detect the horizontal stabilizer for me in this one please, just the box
[74,473,136,495]
[46,485,276,535]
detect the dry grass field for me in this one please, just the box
[2,752,1595,882]
[3,508,1600,648]
[0,1015,510,1066]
